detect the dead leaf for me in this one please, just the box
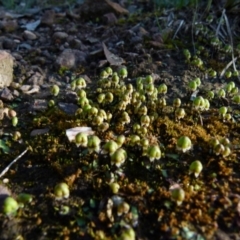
[103,12,118,25]
[64,169,82,187]
[148,41,165,48]
[97,60,108,68]
[104,0,129,15]
[153,33,163,43]
[102,42,125,66]
[66,127,94,142]
[138,27,149,36]
[25,19,41,31]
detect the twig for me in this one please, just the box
[0,148,28,178]
[173,20,184,40]
[216,9,225,36]
[191,1,199,55]
[222,10,240,79]
[220,57,238,78]
[204,0,213,13]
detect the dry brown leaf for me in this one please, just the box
[104,0,129,15]
[64,169,82,187]
[148,41,165,48]
[102,42,125,66]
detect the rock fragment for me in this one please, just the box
[2,38,16,50]
[0,20,18,32]
[0,51,13,88]
[23,30,37,40]
[58,102,79,115]
[0,88,14,101]
[0,184,11,201]
[31,99,48,112]
[52,32,68,42]
[55,49,87,71]
[41,10,55,26]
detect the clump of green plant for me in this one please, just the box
[109,182,120,194]
[111,148,127,167]
[53,182,70,200]
[28,57,240,239]
[176,136,192,153]
[17,193,33,207]
[171,188,185,206]
[189,160,203,178]
[1,196,19,216]
[51,85,60,97]
[147,145,161,162]
[103,140,119,155]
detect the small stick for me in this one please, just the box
[220,57,238,78]
[223,10,240,80]
[216,9,225,37]
[173,20,184,40]
[0,148,28,178]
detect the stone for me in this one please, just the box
[18,43,32,50]
[103,13,118,25]
[11,53,22,60]
[12,89,20,97]
[23,30,37,40]
[0,20,18,32]
[26,72,44,85]
[30,128,49,136]
[2,38,16,50]
[52,32,68,41]
[41,10,55,26]
[0,184,11,201]
[0,51,13,88]
[0,88,14,101]
[55,49,87,71]
[31,99,48,112]
[25,85,40,94]
[69,38,82,49]
[20,85,31,92]
[58,102,79,115]
[20,85,40,94]
[65,91,78,103]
